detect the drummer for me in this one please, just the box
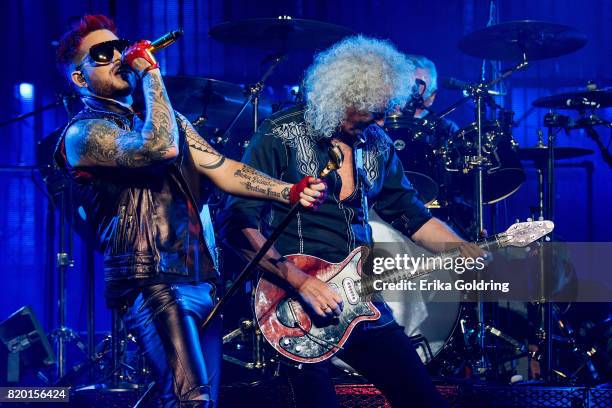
[405,54,458,140]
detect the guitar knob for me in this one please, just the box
[295,345,302,353]
[282,338,290,346]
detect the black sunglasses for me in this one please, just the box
[76,39,131,69]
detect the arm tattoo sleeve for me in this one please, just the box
[69,71,179,168]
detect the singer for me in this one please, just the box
[53,15,326,407]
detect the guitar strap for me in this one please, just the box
[355,144,372,244]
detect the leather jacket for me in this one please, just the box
[54,98,217,302]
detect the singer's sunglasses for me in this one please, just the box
[76,39,131,69]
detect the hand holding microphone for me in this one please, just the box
[122,30,183,78]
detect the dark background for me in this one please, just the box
[0,0,610,353]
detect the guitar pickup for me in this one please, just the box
[342,278,359,304]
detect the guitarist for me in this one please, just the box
[219,36,483,408]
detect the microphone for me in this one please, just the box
[149,29,184,53]
[402,79,425,117]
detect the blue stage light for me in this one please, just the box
[19,82,34,100]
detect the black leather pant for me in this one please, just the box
[124,282,221,408]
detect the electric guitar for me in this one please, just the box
[254,220,554,363]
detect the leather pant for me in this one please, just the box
[124,282,221,408]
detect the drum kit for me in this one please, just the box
[186,17,612,385]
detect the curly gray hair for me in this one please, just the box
[303,35,415,138]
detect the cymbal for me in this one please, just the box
[532,89,612,110]
[458,20,587,61]
[518,146,594,162]
[163,76,272,130]
[209,18,354,50]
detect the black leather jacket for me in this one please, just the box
[54,98,217,304]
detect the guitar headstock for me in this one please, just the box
[497,220,555,247]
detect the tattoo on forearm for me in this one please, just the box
[234,165,277,187]
[200,156,226,169]
[240,181,282,198]
[281,187,290,200]
[233,164,289,200]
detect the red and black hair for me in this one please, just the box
[56,14,117,71]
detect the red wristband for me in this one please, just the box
[141,63,160,78]
[289,176,312,206]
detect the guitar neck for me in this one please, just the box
[360,233,506,290]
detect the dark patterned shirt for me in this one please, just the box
[218,105,432,264]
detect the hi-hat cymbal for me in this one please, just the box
[163,76,272,130]
[458,20,587,61]
[209,18,354,50]
[518,146,594,162]
[532,89,612,110]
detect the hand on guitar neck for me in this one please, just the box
[411,217,487,259]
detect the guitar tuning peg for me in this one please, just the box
[538,216,544,221]
[516,218,520,223]
[527,217,533,222]
[545,236,551,242]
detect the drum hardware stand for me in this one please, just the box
[534,112,566,382]
[436,56,530,377]
[1,94,91,380]
[46,148,90,381]
[214,54,286,144]
[530,112,606,383]
[550,305,601,383]
[222,318,266,370]
[204,54,287,211]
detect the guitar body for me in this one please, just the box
[253,220,555,364]
[254,246,380,363]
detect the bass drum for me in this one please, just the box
[369,211,463,365]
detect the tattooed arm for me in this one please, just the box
[65,70,179,168]
[176,112,297,203]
